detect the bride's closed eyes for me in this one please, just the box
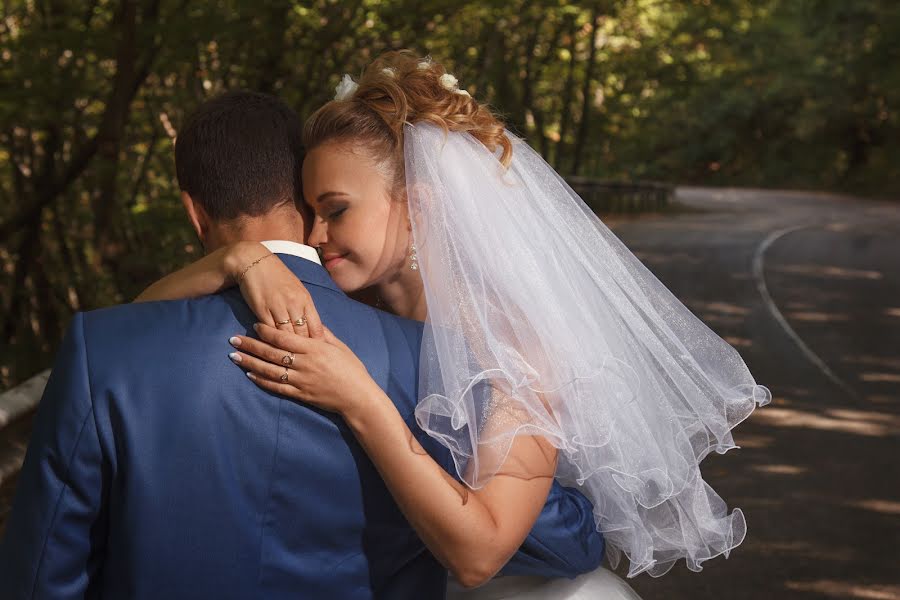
[327,206,348,220]
[311,197,349,221]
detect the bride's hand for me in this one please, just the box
[227,323,381,418]
[226,242,325,338]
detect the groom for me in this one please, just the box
[0,91,604,599]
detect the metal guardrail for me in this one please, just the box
[0,370,48,489]
[565,177,673,213]
[0,370,49,429]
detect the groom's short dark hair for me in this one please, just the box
[175,90,304,221]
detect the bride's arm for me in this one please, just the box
[134,242,262,302]
[230,325,557,588]
[348,392,558,588]
[135,242,324,336]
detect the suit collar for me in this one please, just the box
[275,253,344,295]
[260,240,321,265]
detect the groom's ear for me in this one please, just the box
[181,191,210,249]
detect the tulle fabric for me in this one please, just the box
[406,124,771,578]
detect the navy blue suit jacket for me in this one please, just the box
[0,254,603,599]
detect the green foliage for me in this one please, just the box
[1,0,897,387]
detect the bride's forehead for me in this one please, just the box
[305,151,392,192]
[306,141,389,173]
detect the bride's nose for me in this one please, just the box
[308,218,328,248]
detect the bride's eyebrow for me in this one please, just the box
[315,191,350,205]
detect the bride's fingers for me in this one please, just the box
[271,305,295,332]
[246,372,305,402]
[290,314,308,337]
[304,302,325,340]
[229,335,296,366]
[286,300,310,337]
[229,350,297,386]
[255,323,317,353]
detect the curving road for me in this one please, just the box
[608,187,900,600]
[1,187,898,598]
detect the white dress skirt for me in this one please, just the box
[446,570,643,600]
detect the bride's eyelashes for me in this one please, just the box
[328,207,348,220]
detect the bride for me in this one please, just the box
[139,51,769,597]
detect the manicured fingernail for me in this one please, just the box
[229,352,242,363]
[246,372,257,380]
[229,336,241,347]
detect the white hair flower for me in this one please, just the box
[381,67,396,77]
[455,89,471,98]
[334,74,359,101]
[439,73,458,91]
[417,58,432,70]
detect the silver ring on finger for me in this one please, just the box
[293,316,307,327]
[280,368,289,383]
[281,352,294,366]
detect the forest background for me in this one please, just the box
[1,0,897,389]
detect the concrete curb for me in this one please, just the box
[0,369,49,429]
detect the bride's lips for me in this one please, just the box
[322,253,348,268]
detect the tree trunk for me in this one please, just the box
[573,8,603,175]
[554,15,579,171]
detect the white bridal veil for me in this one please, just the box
[405,123,771,578]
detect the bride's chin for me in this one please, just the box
[330,271,365,293]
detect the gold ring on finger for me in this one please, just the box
[276,318,292,325]
[281,352,294,366]
[280,368,289,383]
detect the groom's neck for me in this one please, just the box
[205,211,306,253]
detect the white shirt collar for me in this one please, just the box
[260,240,322,266]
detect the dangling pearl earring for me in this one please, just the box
[409,243,419,271]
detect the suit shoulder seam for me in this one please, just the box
[28,312,97,598]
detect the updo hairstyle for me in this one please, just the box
[303,50,512,198]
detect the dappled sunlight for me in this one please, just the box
[784,580,900,600]
[824,408,900,425]
[771,264,884,281]
[785,310,851,323]
[732,433,774,448]
[784,301,815,310]
[751,464,806,475]
[692,301,750,316]
[859,372,900,383]
[723,335,753,347]
[685,299,755,328]
[756,540,857,562]
[752,406,899,437]
[842,355,900,370]
[693,313,745,327]
[845,498,900,516]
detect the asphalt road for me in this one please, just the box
[1,187,898,598]
[607,188,900,600]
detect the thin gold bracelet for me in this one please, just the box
[237,252,275,284]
